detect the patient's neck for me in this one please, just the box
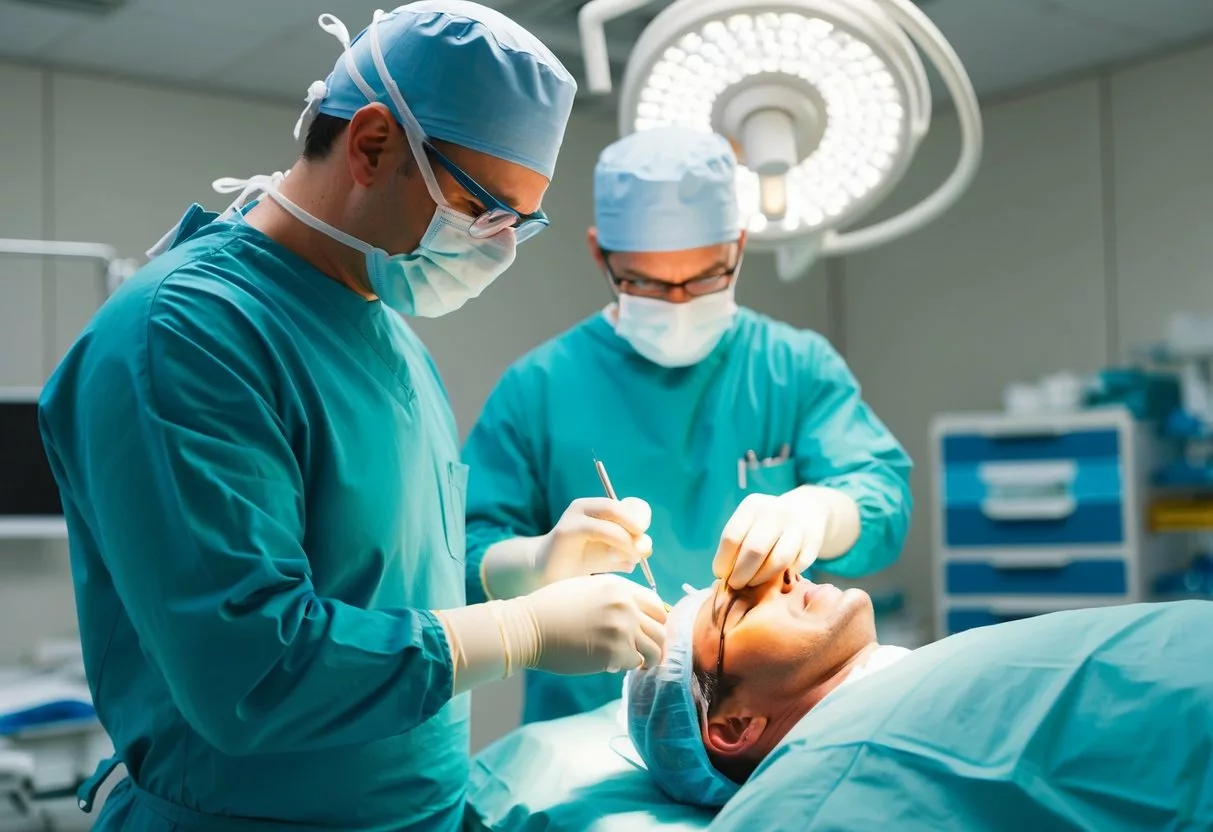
[722,641,883,779]
[770,641,881,738]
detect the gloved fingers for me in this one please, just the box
[632,586,670,625]
[793,511,829,573]
[576,496,651,537]
[581,539,639,575]
[729,510,784,589]
[575,516,646,561]
[636,603,668,649]
[635,533,654,559]
[617,496,652,535]
[633,629,664,669]
[752,524,805,586]
[713,495,762,581]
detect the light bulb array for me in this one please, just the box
[632,11,908,235]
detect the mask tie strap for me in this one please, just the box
[212,172,288,219]
[260,188,376,257]
[367,9,447,207]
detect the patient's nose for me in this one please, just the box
[777,569,800,596]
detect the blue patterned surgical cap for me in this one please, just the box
[625,586,741,808]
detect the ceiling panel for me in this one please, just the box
[1,0,1212,104]
[204,18,341,102]
[0,1,91,59]
[40,8,279,83]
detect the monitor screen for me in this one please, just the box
[0,395,62,518]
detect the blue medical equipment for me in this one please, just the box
[931,408,1184,638]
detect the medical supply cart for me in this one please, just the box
[931,407,1184,639]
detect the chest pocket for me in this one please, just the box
[443,461,470,563]
[741,458,799,497]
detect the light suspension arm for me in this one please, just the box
[579,0,660,93]
[822,0,982,257]
[0,238,139,296]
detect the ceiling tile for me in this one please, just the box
[0,1,92,59]
[4,0,1213,106]
[41,6,275,84]
[203,21,337,102]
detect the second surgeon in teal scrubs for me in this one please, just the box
[463,127,914,724]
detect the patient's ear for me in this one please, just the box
[704,710,768,756]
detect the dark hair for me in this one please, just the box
[302,113,350,161]
[693,665,740,718]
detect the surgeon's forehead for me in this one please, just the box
[607,243,735,278]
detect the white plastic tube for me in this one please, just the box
[0,238,118,263]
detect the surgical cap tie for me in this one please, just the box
[292,13,378,141]
[292,80,330,141]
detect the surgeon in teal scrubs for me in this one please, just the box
[36,5,669,831]
[463,126,913,724]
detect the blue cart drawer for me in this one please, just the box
[942,429,1120,465]
[942,460,1122,507]
[946,560,1127,595]
[945,503,1123,546]
[947,607,1048,635]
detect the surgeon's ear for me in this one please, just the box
[704,710,767,756]
[737,230,748,253]
[587,227,605,268]
[346,103,397,186]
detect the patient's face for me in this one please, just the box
[691,570,877,773]
[693,570,875,698]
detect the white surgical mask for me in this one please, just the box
[614,288,738,367]
[168,10,518,318]
[264,188,515,318]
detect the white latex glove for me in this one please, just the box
[713,485,861,590]
[435,574,668,695]
[518,574,667,674]
[480,497,654,600]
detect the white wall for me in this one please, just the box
[0,62,826,751]
[840,42,1213,622]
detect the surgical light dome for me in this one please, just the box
[579,0,983,279]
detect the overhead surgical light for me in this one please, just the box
[579,0,983,280]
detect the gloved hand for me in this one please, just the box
[712,485,861,590]
[516,574,667,675]
[436,574,668,695]
[480,497,654,600]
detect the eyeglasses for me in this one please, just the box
[424,142,549,243]
[602,249,743,302]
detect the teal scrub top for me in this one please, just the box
[462,309,912,724]
[39,206,470,832]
